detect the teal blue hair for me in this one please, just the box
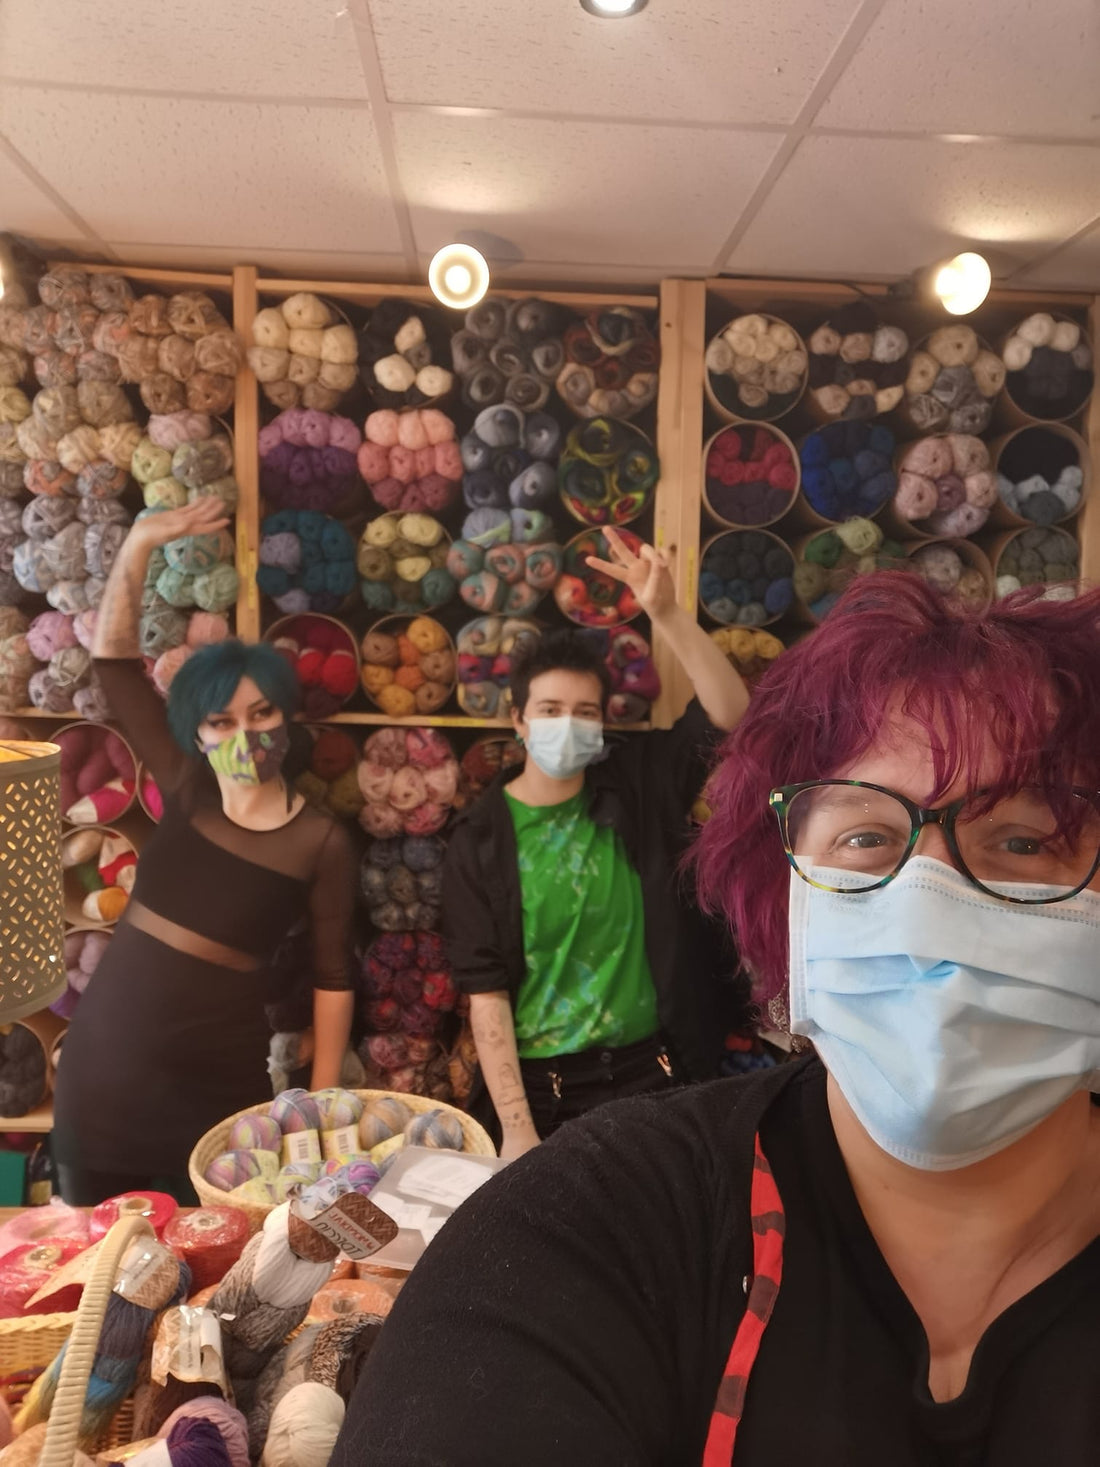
[167,640,299,753]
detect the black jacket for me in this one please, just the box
[442,700,745,1082]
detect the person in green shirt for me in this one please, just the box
[443,530,751,1157]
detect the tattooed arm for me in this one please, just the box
[469,991,541,1160]
[93,499,229,659]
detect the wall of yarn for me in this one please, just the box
[697,287,1092,675]
[0,266,242,718]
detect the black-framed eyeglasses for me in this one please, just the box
[769,780,1100,906]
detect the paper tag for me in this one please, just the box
[113,1240,167,1299]
[398,1156,494,1210]
[26,1239,103,1309]
[282,1130,322,1167]
[151,1306,225,1390]
[373,1199,431,1232]
[322,1125,360,1162]
[420,1217,448,1245]
[289,1191,398,1262]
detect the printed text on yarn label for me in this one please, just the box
[322,1125,360,1161]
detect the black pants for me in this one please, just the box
[55,1165,198,1207]
[520,1033,675,1139]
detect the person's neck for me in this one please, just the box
[828,1074,1100,1401]
[505,756,585,808]
[217,775,299,829]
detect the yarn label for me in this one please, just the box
[283,1130,322,1167]
[289,1192,398,1262]
[322,1125,360,1161]
[151,1305,227,1393]
[398,1155,495,1210]
[114,1240,171,1299]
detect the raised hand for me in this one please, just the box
[584,527,676,621]
[133,496,231,549]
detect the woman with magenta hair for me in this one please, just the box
[333,572,1100,1464]
[53,500,356,1205]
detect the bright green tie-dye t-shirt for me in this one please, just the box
[504,786,659,1059]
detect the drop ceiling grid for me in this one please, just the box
[0,0,1096,286]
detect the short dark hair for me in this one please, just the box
[167,639,300,753]
[509,629,612,716]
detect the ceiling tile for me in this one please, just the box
[726,135,1100,281]
[395,112,782,270]
[0,136,93,240]
[370,0,862,126]
[0,0,368,100]
[0,90,402,254]
[817,0,1100,138]
[1011,221,1100,290]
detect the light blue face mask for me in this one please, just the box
[524,715,604,781]
[788,856,1100,1171]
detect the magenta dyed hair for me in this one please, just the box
[692,571,1100,1001]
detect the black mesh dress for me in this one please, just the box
[52,660,356,1184]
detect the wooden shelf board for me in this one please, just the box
[706,275,1096,309]
[0,1101,52,1134]
[252,276,657,311]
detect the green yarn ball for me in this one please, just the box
[360,580,396,611]
[156,565,197,608]
[164,530,231,575]
[144,476,188,511]
[189,474,238,510]
[193,562,238,613]
[131,437,173,485]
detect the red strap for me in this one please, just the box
[702,1132,785,1466]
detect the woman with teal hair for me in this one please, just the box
[53,500,357,1205]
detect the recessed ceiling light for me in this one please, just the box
[933,252,991,316]
[428,244,490,310]
[580,0,649,16]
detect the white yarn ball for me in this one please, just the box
[262,1383,345,1467]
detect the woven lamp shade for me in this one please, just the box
[0,741,66,1020]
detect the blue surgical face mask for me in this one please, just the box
[788,856,1100,1171]
[524,716,604,781]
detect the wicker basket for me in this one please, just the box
[189,1090,496,1233]
[53,722,139,828]
[11,1215,152,1466]
[359,614,457,717]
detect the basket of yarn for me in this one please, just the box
[805,305,910,421]
[358,407,462,514]
[359,615,457,717]
[0,1008,65,1118]
[455,615,540,719]
[138,503,238,629]
[705,313,808,423]
[258,408,362,514]
[61,823,140,927]
[699,529,795,627]
[249,292,359,411]
[356,511,454,614]
[1001,313,1093,425]
[356,726,459,838]
[453,296,566,412]
[54,925,112,1021]
[136,765,163,823]
[798,421,896,525]
[294,727,364,821]
[554,526,643,627]
[558,416,659,527]
[709,626,785,684]
[793,520,906,622]
[906,539,994,611]
[54,722,137,825]
[703,424,799,528]
[148,611,231,698]
[455,736,525,810]
[991,424,1088,529]
[189,1085,493,1228]
[360,836,445,932]
[257,509,357,615]
[461,403,562,514]
[903,327,1006,436]
[358,299,454,410]
[448,508,563,615]
[585,624,661,724]
[101,285,241,415]
[986,526,1080,600]
[556,307,659,420]
[132,423,238,514]
[266,613,360,718]
[890,434,997,539]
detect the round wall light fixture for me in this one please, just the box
[428,244,490,310]
[579,0,649,16]
[933,252,992,316]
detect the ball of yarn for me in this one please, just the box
[204,1148,279,1191]
[357,1095,413,1149]
[227,1112,284,1153]
[261,1382,344,1467]
[269,1088,322,1134]
[157,1399,250,1467]
[403,1108,465,1150]
[313,1088,364,1130]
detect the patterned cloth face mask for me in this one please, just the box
[203,725,289,786]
